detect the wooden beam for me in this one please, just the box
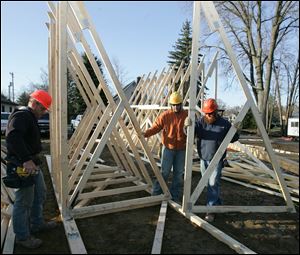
[183,1,201,212]
[72,195,166,219]
[2,219,15,254]
[62,217,87,254]
[192,205,292,213]
[168,200,256,254]
[78,184,150,200]
[222,177,299,203]
[151,201,168,254]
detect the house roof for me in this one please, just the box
[1,97,18,106]
[113,80,137,100]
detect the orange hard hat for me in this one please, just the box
[202,98,218,113]
[30,90,52,110]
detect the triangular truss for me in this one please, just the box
[44,1,297,253]
[46,1,171,224]
[125,53,219,161]
[1,146,15,254]
[224,141,299,202]
[182,1,296,214]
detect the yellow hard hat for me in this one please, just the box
[169,91,183,104]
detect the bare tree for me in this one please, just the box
[199,1,299,129]
[283,50,299,134]
[40,67,49,88]
[112,57,130,87]
[216,98,227,110]
[268,65,282,133]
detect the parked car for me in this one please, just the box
[1,112,10,135]
[38,112,50,135]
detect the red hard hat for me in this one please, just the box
[202,98,218,113]
[30,90,52,110]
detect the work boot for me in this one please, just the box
[16,236,42,249]
[204,213,215,223]
[31,220,58,234]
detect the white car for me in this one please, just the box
[1,112,10,135]
[70,114,82,133]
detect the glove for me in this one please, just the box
[184,117,192,127]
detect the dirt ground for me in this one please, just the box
[11,137,299,254]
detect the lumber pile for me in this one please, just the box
[1,145,15,254]
[224,142,299,202]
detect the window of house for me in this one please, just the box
[291,121,299,128]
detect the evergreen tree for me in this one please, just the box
[82,53,108,106]
[168,20,192,73]
[1,93,9,101]
[67,71,85,121]
[16,91,30,106]
[167,20,204,98]
[68,53,108,121]
[242,109,257,130]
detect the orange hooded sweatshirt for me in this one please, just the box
[144,109,188,150]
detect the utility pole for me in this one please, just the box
[9,72,14,102]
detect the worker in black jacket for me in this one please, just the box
[5,90,57,249]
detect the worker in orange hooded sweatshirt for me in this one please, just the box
[142,91,188,203]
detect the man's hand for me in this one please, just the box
[184,117,192,127]
[23,160,38,175]
[183,117,192,135]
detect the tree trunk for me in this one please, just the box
[256,90,264,134]
[275,73,284,135]
[268,87,276,133]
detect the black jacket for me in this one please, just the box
[5,107,42,164]
[195,116,239,161]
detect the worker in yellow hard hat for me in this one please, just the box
[142,91,188,203]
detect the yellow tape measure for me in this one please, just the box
[16,167,30,177]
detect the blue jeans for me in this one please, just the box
[201,160,223,206]
[12,170,47,240]
[152,146,185,202]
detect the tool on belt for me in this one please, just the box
[2,162,38,189]
[16,166,30,177]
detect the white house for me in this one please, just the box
[1,97,18,113]
[287,116,299,137]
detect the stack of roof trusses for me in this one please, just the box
[123,41,299,205]
[46,2,172,251]
[1,146,15,254]
[45,1,297,253]
[123,53,219,164]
